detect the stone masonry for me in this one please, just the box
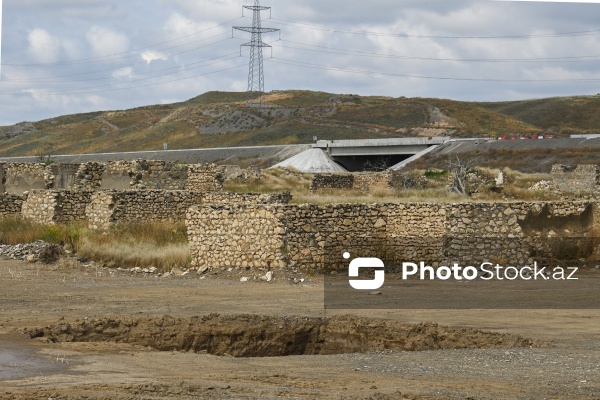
[21,190,94,225]
[187,201,598,273]
[86,190,291,230]
[0,194,25,217]
[1,161,225,194]
[186,164,225,192]
[310,172,391,193]
[552,164,600,193]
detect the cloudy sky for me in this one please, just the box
[1,0,600,125]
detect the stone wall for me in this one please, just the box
[187,201,598,273]
[222,165,262,182]
[21,190,93,224]
[87,190,206,230]
[552,164,600,193]
[0,161,223,193]
[0,194,25,217]
[87,190,291,230]
[0,164,5,193]
[310,172,391,193]
[186,164,225,192]
[1,163,47,195]
[103,160,189,190]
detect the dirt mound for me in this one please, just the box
[26,314,536,357]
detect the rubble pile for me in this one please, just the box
[0,240,64,263]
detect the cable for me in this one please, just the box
[3,63,248,97]
[3,16,244,67]
[274,39,600,63]
[4,52,241,84]
[269,17,600,39]
[266,57,600,82]
[4,39,239,83]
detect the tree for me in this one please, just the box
[447,156,476,196]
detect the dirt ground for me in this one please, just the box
[1,258,599,400]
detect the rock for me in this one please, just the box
[369,291,383,295]
[240,277,250,282]
[260,271,274,282]
[197,265,209,274]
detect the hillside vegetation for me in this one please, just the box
[1,90,599,157]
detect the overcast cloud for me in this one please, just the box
[1,0,600,125]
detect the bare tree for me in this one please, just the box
[363,157,392,172]
[447,156,476,196]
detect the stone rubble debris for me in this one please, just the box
[0,240,64,264]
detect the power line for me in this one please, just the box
[3,17,244,67]
[233,0,279,106]
[2,63,247,97]
[274,39,600,63]
[268,17,600,39]
[4,40,239,83]
[266,56,600,82]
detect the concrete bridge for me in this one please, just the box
[313,137,453,171]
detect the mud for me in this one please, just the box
[0,334,66,381]
[1,259,599,399]
[25,315,536,357]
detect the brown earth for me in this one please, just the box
[1,258,599,399]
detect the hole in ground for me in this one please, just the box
[26,314,537,358]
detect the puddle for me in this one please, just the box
[0,335,65,381]
[26,315,537,358]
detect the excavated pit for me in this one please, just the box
[26,314,536,358]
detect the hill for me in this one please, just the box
[0,90,599,157]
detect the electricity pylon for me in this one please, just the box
[233,0,279,107]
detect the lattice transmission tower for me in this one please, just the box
[233,0,279,107]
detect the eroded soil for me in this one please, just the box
[1,259,599,399]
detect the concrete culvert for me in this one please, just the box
[26,315,537,357]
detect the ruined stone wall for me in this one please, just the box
[47,164,79,189]
[74,162,104,190]
[552,164,599,193]
[187,203,448,272]
[1,161,218,192]
[187,205,286,271]
[87,190,206,230]
[186,164,224,192]
[309,174,354,193]
[310,172,392,193]
[0,164,5,193]
[187,201,598,273]
[203,191,292,205]
[0,194,25,217]
[1,163,47,195]
[21,190,93,224]
[353,172,391,192]
[87,190,290,230]
[222,165,262,182]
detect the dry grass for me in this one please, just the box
[0,217,83,248]
[77,221,189,272]
[0,218,189,272]
[224,168,313,197]
[77,240,189,271]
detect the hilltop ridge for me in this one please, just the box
[1,90,599,157]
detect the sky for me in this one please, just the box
[1,0,600,125]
